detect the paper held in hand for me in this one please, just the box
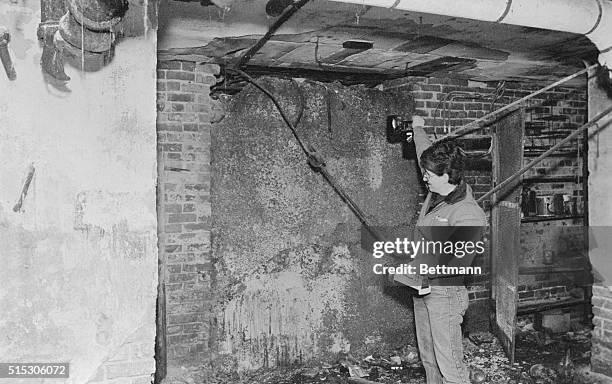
[394,273,431,295]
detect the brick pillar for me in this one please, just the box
[156,60,221,364]
[592,286,612,376]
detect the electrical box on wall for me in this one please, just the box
[386,114,413,144]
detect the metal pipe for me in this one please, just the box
[325,0,612,71]
[477,105,612,203]
[0,27,16,80]
[438,65,597,142]
[236,0,311,69]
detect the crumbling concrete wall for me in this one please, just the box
[0,1,157,383]
[212,78,421,370]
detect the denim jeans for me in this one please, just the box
[413,285,470,384]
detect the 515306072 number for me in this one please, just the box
[0,363,69,378]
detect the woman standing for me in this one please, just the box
[410,126,487,384]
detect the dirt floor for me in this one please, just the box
[163,320,612,384]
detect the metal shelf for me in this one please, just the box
[521,215,584,223]
[521,176,582,183]
[518,266,589,275]
[517,298,590,315]
[523,152,583,158]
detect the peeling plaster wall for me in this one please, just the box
[0,2,157,383]
[212,78,420,370]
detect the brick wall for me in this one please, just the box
[157,60,221,364]
[385,76,588,307]
[155,67,591,366]
[592,285,612,376]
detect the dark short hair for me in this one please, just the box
[420,141,465,185]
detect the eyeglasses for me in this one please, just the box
[422,169,436,180]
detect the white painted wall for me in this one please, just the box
[0,1,158,383]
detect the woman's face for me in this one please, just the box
[422,168,451,195]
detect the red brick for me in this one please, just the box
[182,62,196,71]
[412,92,435,100]
[190,104,211,113]
[592,341,612,376]
[195,74,218,85]
[166,71,195,81]
[168,93,195,102]
[182,322,205,333]
[167,333,201,345]
[166,81,181,91]
[196,63,220,75]
[181,83,209,93]
[167,253,196,264]
[419,84,442,92]
[161,143,182,152]
[593,306,612,322]
[178,231,197,240]
[165,245,182,253]
[184,223,210,231]
[165,204,182,214]
[182,123,199,132]
[186,242,210,252]
[594,285,612,299]
[182,263,210,273]
[168,313,206,324]
[158,61,182,70]
[168,113,197,122]
[168,273,197,283]
[157,122,182,132]
[171,103,185,112]
[164,224,182,233]
[168,213,197,223]
[167,325,183,335]
[428,77,468,86]
[594,297,612,311]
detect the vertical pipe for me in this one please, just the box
[0,27,16,80]
[155,150,168,383]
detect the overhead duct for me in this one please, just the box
[325,0,612,73]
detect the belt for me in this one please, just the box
[429,275,466,286]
